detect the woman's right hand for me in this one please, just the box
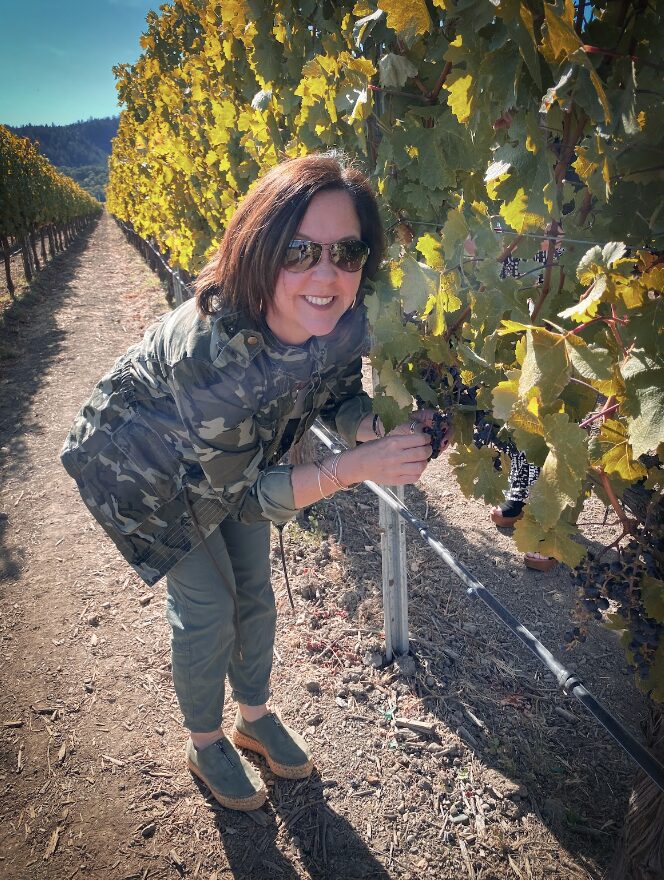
[337,428,432,487]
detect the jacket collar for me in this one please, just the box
[210,305,368,377]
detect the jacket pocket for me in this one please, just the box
[77,412,181,536]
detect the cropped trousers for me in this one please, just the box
[165,518,276,733]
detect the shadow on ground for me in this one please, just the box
[190,770,392,880]
[0,220,100,585]
[291,475,643,879]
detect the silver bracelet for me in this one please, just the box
[319,453,352,492]
[317,462,334,498]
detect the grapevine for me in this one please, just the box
[0,126,101,296]
[570,493,664,690]
[106,1,664,704]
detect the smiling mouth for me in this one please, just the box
[305,295,334,306]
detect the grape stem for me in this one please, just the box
[427,62,453,103]
[569,376,600,392]
[530,221,563,322]
[592,466,637,535]
[579,398,619,429]
[569,314,629,335]
[610,304,631,357]
[366,84,431,103]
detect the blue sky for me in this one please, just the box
[0,0,158,126]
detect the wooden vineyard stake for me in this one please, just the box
[379,485,409,661]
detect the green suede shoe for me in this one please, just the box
[185,736,267,811]
[232,710,314,779]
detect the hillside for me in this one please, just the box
[8,116,119,167]
[8,116,119,201]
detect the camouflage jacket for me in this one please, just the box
[61,298,372,586]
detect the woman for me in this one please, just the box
[61,153,433,812]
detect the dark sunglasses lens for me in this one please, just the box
[331,240,370,272]
[284,240,321,272]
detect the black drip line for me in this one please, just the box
[310,419,664,794]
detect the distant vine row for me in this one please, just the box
[0,126,101,297]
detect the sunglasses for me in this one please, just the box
[283,238,370,273]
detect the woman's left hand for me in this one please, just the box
[391,409,454,454]
[390,409,436,434]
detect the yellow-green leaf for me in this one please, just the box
[449,444,508,505]
[519,329,570,403]
[590,419,648,481]
[527,413,588,529]
[379,0,431,39]
[513,511,585,567]
[445,74,474,125]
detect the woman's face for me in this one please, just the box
[265,189,363,345]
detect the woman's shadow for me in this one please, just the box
[191,768,394,880]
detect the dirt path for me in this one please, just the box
[0,213,649,880]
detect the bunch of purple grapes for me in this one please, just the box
[423,410,453,459]
[569,536,663,684]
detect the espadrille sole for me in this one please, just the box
[233,730,314,779]
[187,758,267,811]
[523,553,557,572]
[490,508,524,527]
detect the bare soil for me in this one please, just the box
[0,212,649,880]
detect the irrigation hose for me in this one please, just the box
[310,419,664,793]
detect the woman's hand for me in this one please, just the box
[391,409,454,454]
[338,427,432,487]
[393,409,436,431]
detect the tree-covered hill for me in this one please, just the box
[7,117,119,201]
[8,117,119,167]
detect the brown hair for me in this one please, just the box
[194,152,384,321]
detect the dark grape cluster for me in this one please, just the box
[423,410,453,459]
[415,358,511,468]
[569,535,663,684]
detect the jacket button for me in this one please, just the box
[246,335,258,344]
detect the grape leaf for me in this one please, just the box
[378,53,418,88]
[373,359,414,410]
[405,374,439,407]
[492,376,519,422]
[448,444,508,505]
[527,414,588,529]
[509,402,549,467]
[641,576,664,623]
[518,329,571,403]
[371,392,410,434]
[620,349,664,457]
[417,233,445,271]
[564,335,613,381]
[445,73,474,125]
[379,0,431,42]
[624,373,664,459]
[589,419,648,481]
[513,512,585,568]
[398,254,440,315]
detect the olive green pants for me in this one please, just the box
[165,518,275,733]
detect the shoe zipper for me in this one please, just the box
[214,739,236,766]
